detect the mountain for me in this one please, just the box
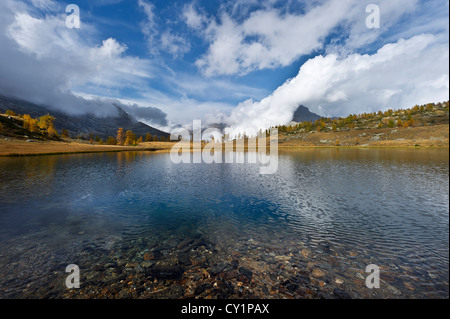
[292,105,322,123]
[0,95,169,140]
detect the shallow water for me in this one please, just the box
[0,149,448,299]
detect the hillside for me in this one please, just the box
[277,101,449,147]
[0,95,169,140]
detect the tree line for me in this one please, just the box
[276,101,449,135]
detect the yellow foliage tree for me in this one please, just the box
[23,114,39,133]
[47,125,59,138]
[117,128,125,146]
[124,130,134,146]
[38,114,56,130]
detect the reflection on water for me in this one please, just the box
[0,149,448,299]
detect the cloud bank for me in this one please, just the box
[225,34,449,136]
[0,0,168,127]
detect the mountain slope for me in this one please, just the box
[0,95,169,140]
[292,105,322,123]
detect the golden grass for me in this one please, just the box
[0,140,176,157]
[277,124,449,148]
[0,124,447,157]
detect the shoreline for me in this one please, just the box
[0,142,448,157]
[0,124,448,157]
[0,140,176,157]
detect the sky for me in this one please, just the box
[0,0,448,135]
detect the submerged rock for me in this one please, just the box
[238,267,253,281]
[147,265,184,280]
[177,252,191,266]
[312,268,325,278]
[210,262,231,276]
[333,288,351,299]
[141,261,154,268]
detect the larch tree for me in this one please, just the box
[117,128,125,146]
[107,136,117,145]
[61,129,70,138]
[124,130,134,146]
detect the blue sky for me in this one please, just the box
[0,0,448,133]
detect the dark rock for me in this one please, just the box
[194,285,205,296]
[92,264,104,271]
[177,238,194,250]
[237,274,251,284]
[320,242,332,253]
[191,238,209,249]
[141,261,154,268]
[286,283,299,293]
[168,285,185,299]
[281,274,311,294]
[117,290,132,299]
[230,259,239,269]
[211,263,231,276]
[333,288,352,299]
[264,256,277,265]
[147,265,184,280]
[239,267,253,281]
[177,252,191,266]
[220,270,239,281]
[216,280,234,298]
[144,249,162,260]
[269,273,278,281]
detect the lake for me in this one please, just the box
[0,149,448,299]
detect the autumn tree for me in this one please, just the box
[125,130,135,146]
[37,114,58,137]
[332,121,337,131]
[117,128,125,146]
[107,136,117,145]
[5,110,16,116]
[145,132,152,142]
[38,114,56,130]
[23,114,39,133]
[47,125,59,138]
[22,114,32,130]
[61,129,70,139]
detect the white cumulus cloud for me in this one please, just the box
[225,34,449,136]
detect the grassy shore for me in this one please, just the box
[1,123,447,157]
[278,124,449,148]
[0,140,176,157]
